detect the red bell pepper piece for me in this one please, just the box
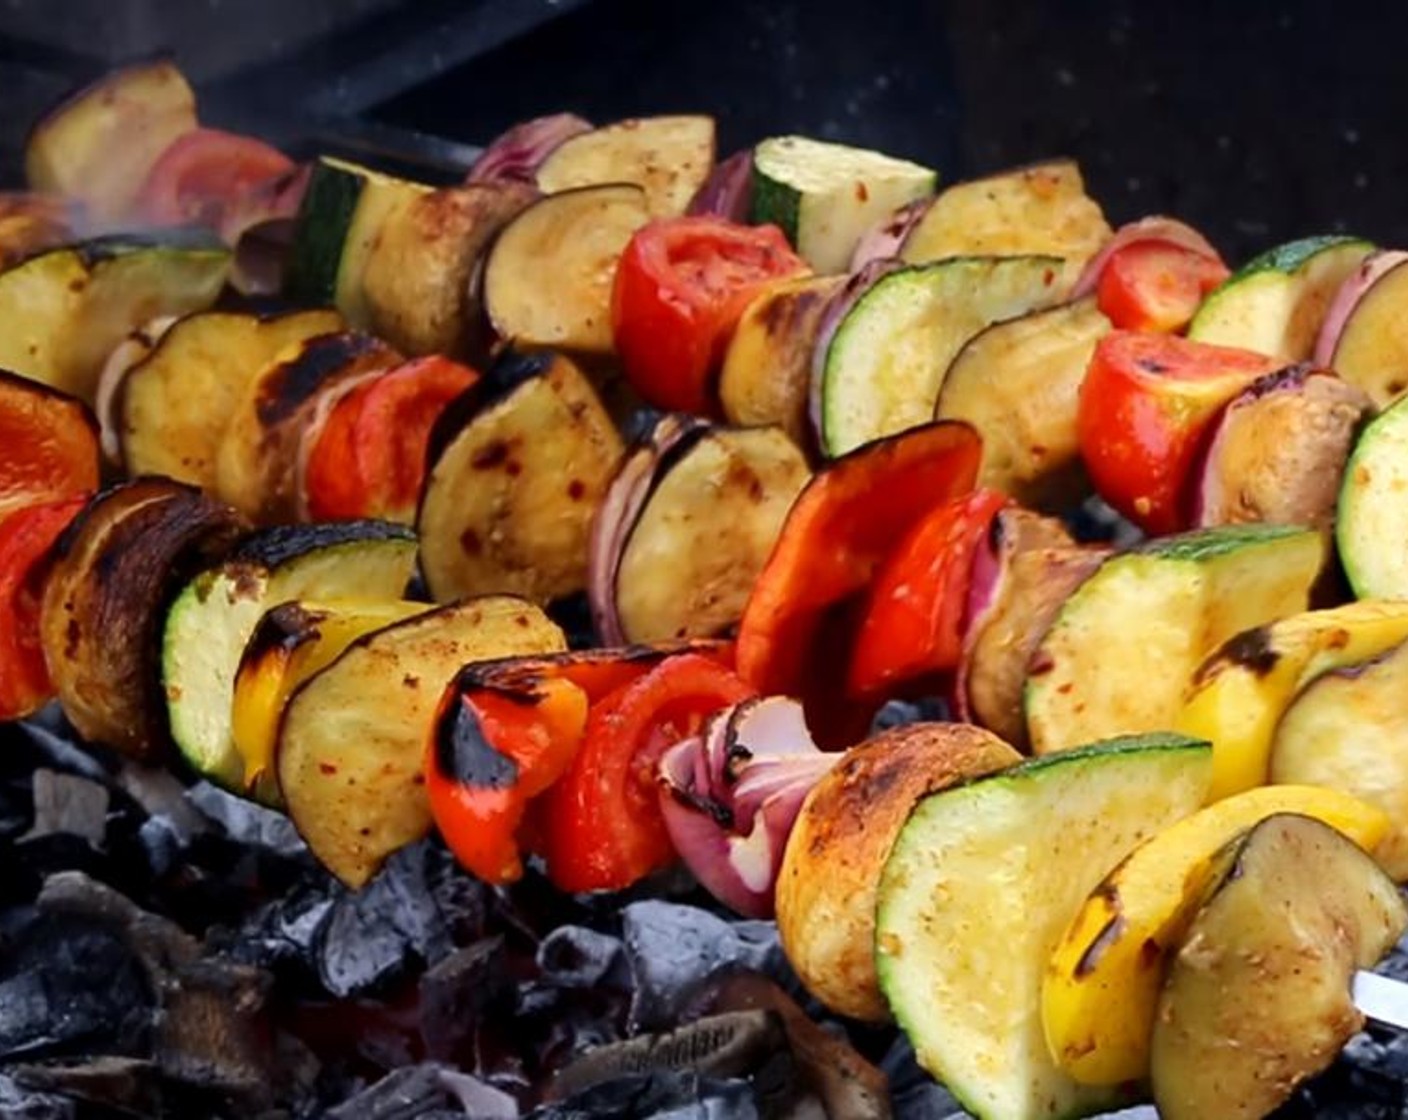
[0,371,100,520]
[1095,240,1230,334]
[0,495,87,719]
[612,215,809,415]
[304,356,478,523]
[537,653,756,893]
[735,421,981,734]
[847,487,1011,697]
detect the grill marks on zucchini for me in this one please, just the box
[484,183,650,353]
[418,351,624,606]
[0,232,230,403]
[277,596,565,888]
[215,330,401,523]
[118,307,345,486]
[162,521,418,794]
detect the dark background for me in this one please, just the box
[3,0,1408,262]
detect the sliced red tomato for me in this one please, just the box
[137,127,295,231]
[0,496,87,720]
[1096,240,1230,333]
[0,371,100,520]
[612,216,809,415]
[537,653,756,893]
[304,356,478,523]
[848,488,1011,697]
[735,421,981,738]
[1078,331,1279,534]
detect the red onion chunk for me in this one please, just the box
[848,196,931,272]
[686,149,754,221]
[587,415,705,645]
[1070,216,1221,299]
[1313,249,1408,367]
[465,113,593,184]
[657,696,839,918]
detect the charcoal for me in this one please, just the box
[6,716,114,786]
[324,1063,465,1120]
[0,1073,77,1120]
[11,1057,160,1115]
[26,770,109,845]
[221,883,336,979]
[0,909,153,1061]
[536,927,629,991]
[115,762,207,843]
[438,1067,520,1117]
[136,816,183,878]
[1067,495,1142,548]
[869,697,950,734]
[528,1070,759,1120]
[419,937,511,1060]
[186,781,306,857]
[621,902,789,1032]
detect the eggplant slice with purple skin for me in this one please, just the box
[39,478,245,760]
[1193,364,1373,530]
[590,418,809,645]
[417,349,624,607]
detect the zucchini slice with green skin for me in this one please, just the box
[0,231,230,404]
[483,183,649,353]
[1271,637,1408,877]
[1150,815,1406,1120]
[162,521,418,794]
[536,115,715,218]
[1024,525,1325,755]
[1187,235,1374,361]
[24,58,197,226]
[214,329,401,523]
[819,255,1064,457]
[875,734,1212,1120]
[417,350,624,606]
[40,479,244,761]
[277,595,566,888]
[935,297,1110,506]
[750,135,936,274]
[362,181,537,360]
[118,307,346,487]
[1337,394,1408,600]
[898,159,1111,286]
[283,156,433,326]
[608,424,810,643]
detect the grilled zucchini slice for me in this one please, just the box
[119,307,345,486]
[162,521,418,794]
[483,183,649,353]
[418,351,624,605]
[1337,393,1408,600]
[0,232,230,403]
[277,596,565,888]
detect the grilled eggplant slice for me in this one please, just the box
[418,351,624,605]
[818,255,1064,456]
[777,723,1020,1023]
[601,424,809,643]
[162,521,418,793]
[215,330,401,523]
[1150,814,1406,1120]
[0,370,100,518]
[1324,253,1408,406]
[362,181,537,359]
[898,160,1111,284]
[1025,526,1325,755]
[230,598,429,805]
[119,307,345,486]
[277,595,566,888]
[719,274,845,448]
[25,58,197,226]
[483,184,649,353]
[0,232,230,403]
[935,298,1110,506]
[536,115,715,218]
[39,479,244,759]
[1192,365,1372,530]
